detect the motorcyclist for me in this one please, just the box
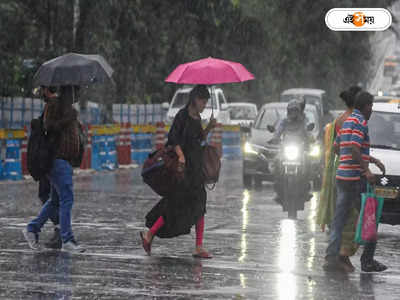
[268,99,312,204]
[269,99,308,144]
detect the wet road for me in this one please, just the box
[1,160,400,299]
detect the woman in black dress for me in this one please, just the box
[140,85,216,258]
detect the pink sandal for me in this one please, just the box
[193,250,213,259]
[140,231,152,255]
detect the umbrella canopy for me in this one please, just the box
[165,57,255,85]
[33,53,114,87]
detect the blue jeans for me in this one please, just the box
[326,179,362,257]
[38,176,59,226]
[28,159,74,243]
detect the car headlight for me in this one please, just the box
[284,145,299,160]
[244,142,258,155]
[309,144,321,158]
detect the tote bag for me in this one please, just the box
[354,184,384,245]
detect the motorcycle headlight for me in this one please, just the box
[284,145,299,160]
[244,142,258,155]
[309,145,321,158]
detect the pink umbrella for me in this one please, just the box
[165,57,255,84]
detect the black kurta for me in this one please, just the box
[145,107,206,238]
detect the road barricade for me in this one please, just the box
[117,123,132,165]
[20,126,29,175]
[221,125,242,159]
[3,139,22,180]
[131,128,153,164]
[80,125,92,169]
[154,122,166,150]
[210,123,223,158]
[0,122,244,180]
[91,125,119,171]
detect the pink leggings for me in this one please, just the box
[149,215,205,247]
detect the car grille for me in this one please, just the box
[375,175,400,188]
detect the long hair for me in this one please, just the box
[187,85,210,107]
[339,85,361,109]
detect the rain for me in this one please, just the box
[2,1,400,299]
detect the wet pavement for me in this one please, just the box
[1,160,400,299]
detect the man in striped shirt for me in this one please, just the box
[324,91,387,273]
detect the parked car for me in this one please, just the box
[369,103,400,225]
[227,102,257,126]
[164,85,229,124]
[242,102,322,187]
[280,88,327,117]
[374,94,400,104]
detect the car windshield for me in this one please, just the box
[369,110,400,149]
[229,105,257,120]
[256,107,318,133]
[172,92,216,109]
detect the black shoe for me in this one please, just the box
[361,260,388,272]
[44,228,62,249]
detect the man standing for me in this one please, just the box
[324,91,387,272]
[23,86,85,253]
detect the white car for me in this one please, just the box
[281,88,327,117]
[164,86,229,124]
[368,102,400,225]
[227,102,257,126]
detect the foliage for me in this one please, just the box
[0,0,396,108]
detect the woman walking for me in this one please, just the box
[141,85,216,258]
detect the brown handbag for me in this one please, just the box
[202,144,221,184]
[141,146,184,196]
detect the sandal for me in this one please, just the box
[193,249,213,259]
[140,231,152,255]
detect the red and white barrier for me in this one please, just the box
[117,123,132,165]
[80,125,92,169]
[21,125,29,175]
[154,122,166,150]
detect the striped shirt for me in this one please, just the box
[335,109,370,181]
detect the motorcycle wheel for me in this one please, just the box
[243,173,252,188]
[254,176,263,188]
[284,175,297,219]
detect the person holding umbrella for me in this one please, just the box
[23,85,85,253]
[34,86,62,249]
[141,85,216,258]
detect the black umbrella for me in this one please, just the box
[33,53,114,87]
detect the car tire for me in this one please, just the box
[243,173,252,188]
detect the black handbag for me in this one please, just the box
[141,146,184,196]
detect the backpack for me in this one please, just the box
[27,118,56,181]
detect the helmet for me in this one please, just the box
[297,96,306,112]
[287,99,301,121]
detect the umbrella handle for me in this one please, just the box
[211,85,214,119]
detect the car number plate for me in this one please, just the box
[375,187,399,199]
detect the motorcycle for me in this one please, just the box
[268,123,315,219]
